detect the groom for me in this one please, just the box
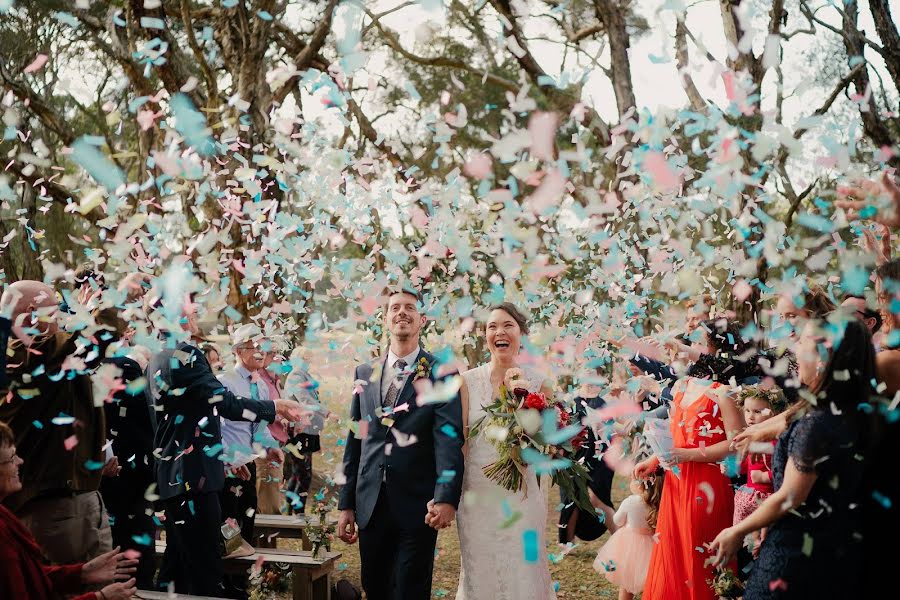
[338,288,465,600]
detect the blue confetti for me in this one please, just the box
[71,137,126,192]
[522,529,539,563]
[170,93,217,156]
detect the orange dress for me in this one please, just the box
[642,380,736,600]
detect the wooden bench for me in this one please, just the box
[253,513,337,550]
[154,540,340,600]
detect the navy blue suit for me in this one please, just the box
[147,341,277,596]
[339,349,464,600]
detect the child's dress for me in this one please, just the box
[592,494,655,595]
[733,442,776,523]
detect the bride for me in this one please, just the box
[454,302,557,600]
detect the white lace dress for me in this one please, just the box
[456,364,557,600]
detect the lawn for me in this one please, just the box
[273,370,626,600]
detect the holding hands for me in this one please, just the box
[425,499,456,530]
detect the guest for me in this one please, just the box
[559,380,616,544]
[711,319,874,599]
[773,285,836,342]
[0,420,138,599]
[0,280,113,564]
[874,258,900,391]
[841,293,883,350]
[217,325,281,535]
[147,295,304,596]
[202,344,224,372]
[254,341,288,515]
[283,348,327,514]
[729,386,786,580]
[634,319,750,600]
[94,310,157,590]
[593,468,664,600]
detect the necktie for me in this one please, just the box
[382,359,407,408]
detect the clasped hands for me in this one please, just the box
[425,499,456,530]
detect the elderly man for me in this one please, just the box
[0,280,112,564]
[217,326,283,546]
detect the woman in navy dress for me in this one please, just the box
[711,319,875,599]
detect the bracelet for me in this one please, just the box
[98,591,107,600]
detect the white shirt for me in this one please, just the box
[380,347,421,401]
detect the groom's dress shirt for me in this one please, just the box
[380,347,420,401]
[218,365,275,468]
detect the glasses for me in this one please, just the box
[0,451,19,465]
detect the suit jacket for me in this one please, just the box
[146,341,277,500]
[0,331,107,512]
[338,348,465,529]
[99,356,156,514]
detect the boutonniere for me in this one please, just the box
[413,357,431,381]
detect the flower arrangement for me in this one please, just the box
[468,368,593,512]
[248,563,291,600]
[413,356,431,381]
[304,499,337,562]
[707,567,744,599]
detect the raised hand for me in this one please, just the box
[836,171,900,228]
[81,547,138,585]
[229,465,251,480]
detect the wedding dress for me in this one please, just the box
[456,364,557,600]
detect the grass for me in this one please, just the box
[271,370,626,600]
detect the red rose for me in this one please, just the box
[571,428,588,450]
[556,405,570,427]
[523,392,548,411]
[513,386,530,399]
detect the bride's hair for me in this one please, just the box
[487,302,530,334]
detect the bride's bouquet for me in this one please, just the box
[469,368,594,512]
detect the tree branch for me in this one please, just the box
[675,19,707,112]
[6,161,102,224]
[180,0,219,109]
[272,0,339,107]
[364,8,519,92]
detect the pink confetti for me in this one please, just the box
[63,435,78,451]
[463,153,492,179]
[528,111,557,161]
[732,279,752,302]
[644,151,680,193]
[23,54,49,74]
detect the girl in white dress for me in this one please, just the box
[455,302,557,600]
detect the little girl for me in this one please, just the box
[733,386,786,527]
[593,469,664,600]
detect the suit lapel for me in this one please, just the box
[394,349,431,411]
[363,358,383,419]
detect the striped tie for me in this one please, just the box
[382,359,407,408]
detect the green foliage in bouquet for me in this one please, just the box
[470,384,595,513]
[707,567,744,599]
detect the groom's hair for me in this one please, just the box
[385,286,422,306]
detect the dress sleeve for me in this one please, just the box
[44,564,85,594]
[787,413,834,474]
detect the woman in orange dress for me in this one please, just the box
[634,320,752,600]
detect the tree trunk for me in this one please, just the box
[843,2,898,159]
[868,0,900,92]
[595,0,636,120]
